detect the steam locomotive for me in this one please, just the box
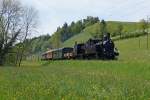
[42,33,119,60]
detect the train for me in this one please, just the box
[42,33,119,60]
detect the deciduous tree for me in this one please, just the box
[0,0,38,66]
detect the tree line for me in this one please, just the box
[50,16,100,48]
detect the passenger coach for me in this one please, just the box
[42,47,73,60]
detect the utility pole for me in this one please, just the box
[147,16,149,49]
[139,37,141,49]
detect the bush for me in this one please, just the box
[4,53,17,66]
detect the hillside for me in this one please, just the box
[115,35,150,61]
[62,30,92,47]
[62,21,142,47]
[26,20,147,55]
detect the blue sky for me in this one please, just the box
[20,0,150,36]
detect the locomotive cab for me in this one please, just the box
[84,38,103,58]
[73,43,85,59]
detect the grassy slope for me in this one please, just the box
[1,36,150,99]
[62,21,140,47]
[115,35,150,62]
[62,30,92,47]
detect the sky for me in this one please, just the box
[20,0,150,37]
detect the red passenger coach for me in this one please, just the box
[42,50,53,60]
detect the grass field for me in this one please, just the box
[1,36,150,100]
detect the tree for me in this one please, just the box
[139,19,148,34]
[70,20,83,36]
[0,0,38,66]
[51,32,61,48]
[17,7,38,66]
[83,16,99,27]
[139,19,149,49]
[116,24,123,39]
[100,20,107,39]
[61,22,69,41]
[74,20,83,33]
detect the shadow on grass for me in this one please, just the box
[0,64,17,67]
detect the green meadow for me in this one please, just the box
[1,36,150,100]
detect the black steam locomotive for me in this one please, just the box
[42,33,119,60]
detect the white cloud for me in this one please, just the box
[20,0,150,37]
